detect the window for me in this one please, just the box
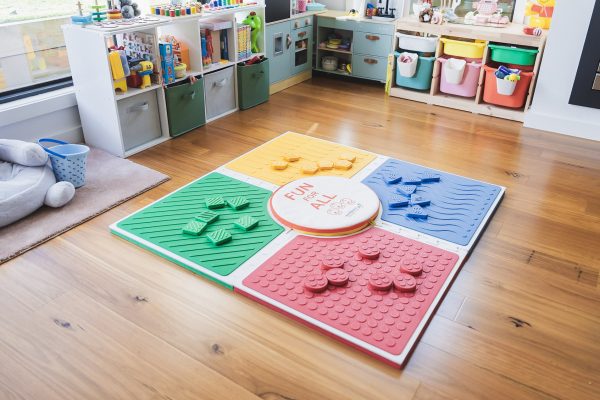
[0,1,179,101]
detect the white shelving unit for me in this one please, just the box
[63,2,266,157]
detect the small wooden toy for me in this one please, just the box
[90,0,107,22]
[71,1,93,25]
[108,51,127,93]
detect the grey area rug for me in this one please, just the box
[0,148,169,264]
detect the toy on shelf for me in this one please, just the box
[524,0,554,30]
[131,60,154,88]
[237,24,252,60]
[242,12,262,54]
[108,50,128,93]
[152,2,201,17]
[120,0,141,18]
[90,0,107,22]
[467,0,510,25]
[159,42,176,84]
[201,29,214,66]
[71,1,93,25]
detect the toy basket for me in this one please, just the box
[397,52,419,78]
[38,138,90,188]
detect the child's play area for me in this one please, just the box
[0,1,599,399]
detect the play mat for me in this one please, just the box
[111,132,504,367]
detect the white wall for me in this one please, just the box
[524,0,600,141]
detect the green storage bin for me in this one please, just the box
[237,59,270,110]
[395,51,435,91]
[488,44,539,66]
[164,76,206,137]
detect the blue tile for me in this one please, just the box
[362,159,502,246]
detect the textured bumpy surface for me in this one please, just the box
[241,227,459,356]
[226,132,377,185]
[114,172,284,278]
[363,159,502,246]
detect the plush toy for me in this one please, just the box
[525,0,555,30]
[242,12,262,54]
[0,139,75,228]
[119,0,141,19]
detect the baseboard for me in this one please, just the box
[270,70,312,95]
[524,110,600,142]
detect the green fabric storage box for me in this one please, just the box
[164,76,206,137]
[395,51,435,91]
[237,59,270,110]
[488,44,539,66]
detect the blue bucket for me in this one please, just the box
[38,138,90,188]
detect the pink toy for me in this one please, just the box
[239,227,460,366]
[473,0,499,23]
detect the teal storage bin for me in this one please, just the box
[237,58,270,110]
[164,76,206,137]
[395,51,435,91]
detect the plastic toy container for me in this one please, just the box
[396,33,439,53]
[38,138,90,188]
[397,52,419,78]
[488,44,538,66]
[395,51,435,91]
[483,65,533,108]
[237,58,270,110]
[440,38,486,59]
[438,58,481,98]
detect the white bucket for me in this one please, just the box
[442,58,467,85]
[496,77,517,96]
[397,52,419,78]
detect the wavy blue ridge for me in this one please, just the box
[363,159,502,246]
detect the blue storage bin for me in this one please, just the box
[395,51,435,91]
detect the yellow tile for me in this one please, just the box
[271,160,288,170]
[318,160,334,170]
[226,132,377,185]
[301,161,319,174]
[334,160,353,170]
[339,152,356,162]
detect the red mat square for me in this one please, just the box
[241,227,459,356]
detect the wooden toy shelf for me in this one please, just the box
[63,3,266,157]
[389,17,547,122]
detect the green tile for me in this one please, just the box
[182,220,207,236]
[113,172,284,278]
[205,197,226,209]
[195,210,219,224]
[226,196,250,210]
[234,215,259,231]
[207,228,232,246]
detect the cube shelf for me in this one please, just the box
[62,2,267,157]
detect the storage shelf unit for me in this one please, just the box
[63,3,266,157]
[389,17,547,122]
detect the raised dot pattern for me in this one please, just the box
[242,227,459,356]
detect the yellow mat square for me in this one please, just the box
[226,132,377,185]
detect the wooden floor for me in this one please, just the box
[1,76,599,400]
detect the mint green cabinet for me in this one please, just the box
[266,16,313,85]
[316,16,394,83]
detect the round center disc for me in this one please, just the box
[269,176,381,236]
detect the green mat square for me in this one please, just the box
[182,220,207,236]
[113,172,284,280]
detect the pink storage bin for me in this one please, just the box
[438,57,482,98]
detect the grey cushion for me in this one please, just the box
[0,161,55,227]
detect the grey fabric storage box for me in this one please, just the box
[117,89,162,151]
[204,66,236,120]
